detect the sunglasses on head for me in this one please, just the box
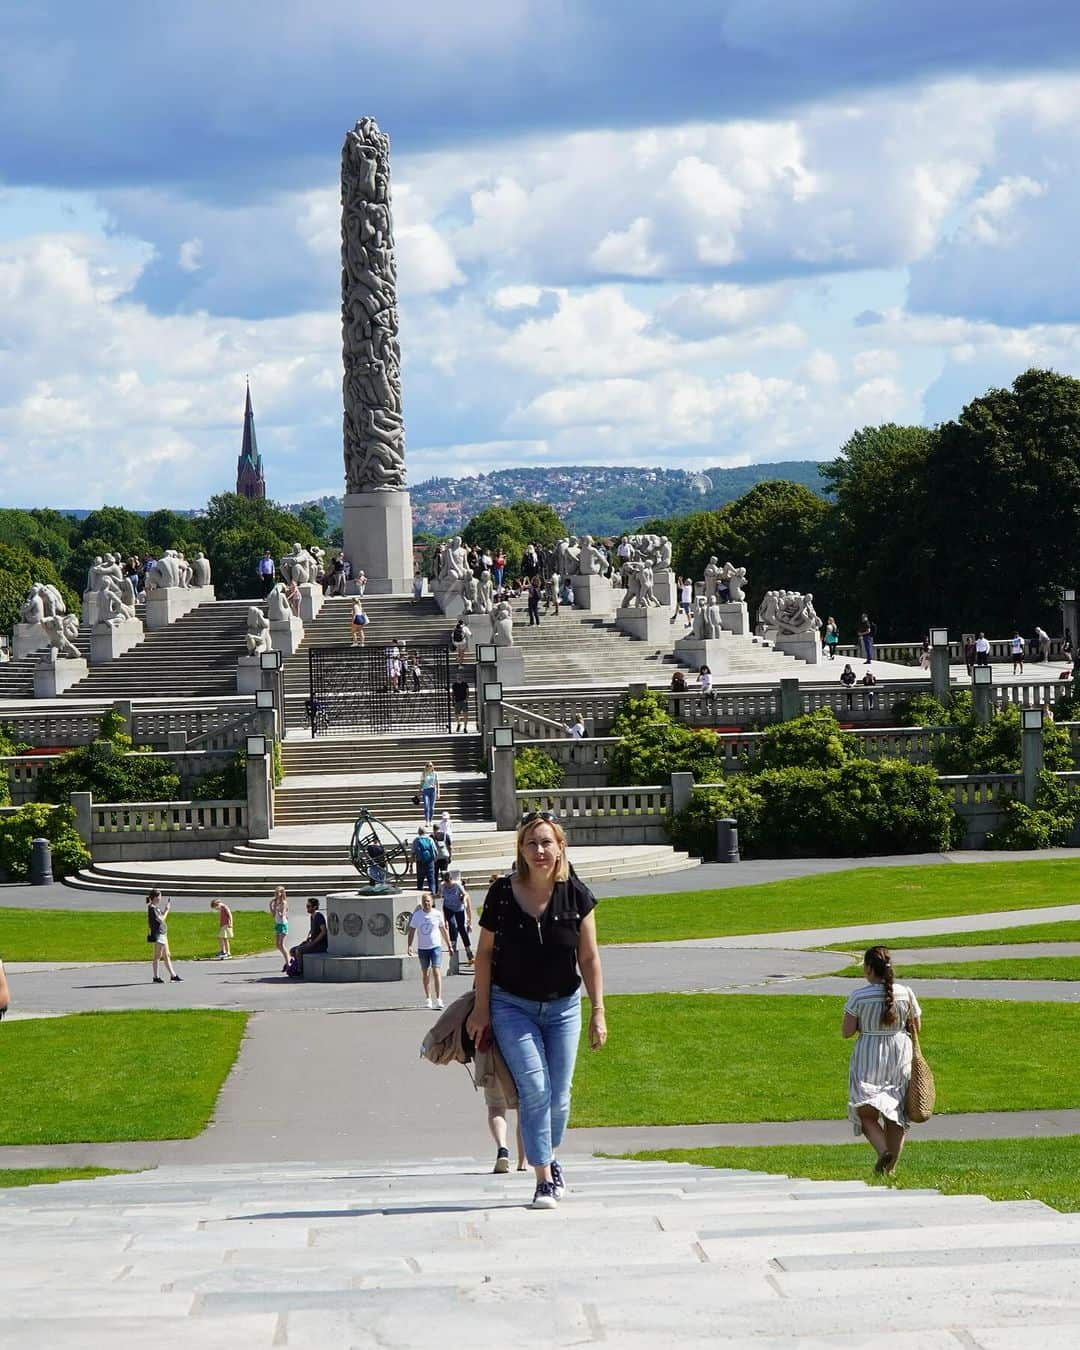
[520,810,558,826]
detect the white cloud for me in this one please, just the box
[177,237,203,271]
[590,217,665,277]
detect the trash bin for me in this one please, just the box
[29,837,54,886]
[714,818,740,864]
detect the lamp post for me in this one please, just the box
[972,663,993,725]
[259,649,284,736]
[1020,706,1045,806]
[929,628,951,704]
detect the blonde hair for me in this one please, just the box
[516,816,570,882]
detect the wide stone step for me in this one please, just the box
[4,1158,1078,1341]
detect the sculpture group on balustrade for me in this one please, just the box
[755,589,821,638]
[704,558,748,604]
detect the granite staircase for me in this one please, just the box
[5,1157,1079,1344]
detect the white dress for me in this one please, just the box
[845,982,921,1133]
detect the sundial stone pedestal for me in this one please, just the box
[303,888,424,982]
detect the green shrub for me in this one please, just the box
[668,759,961,860]
[986,772,1080,850]
[35,711,180,806]
[514,748,565,791]
[893,693,950,727]
[191,752,247,801]
[894,691,1072,775]
[0,803,90,880]
[753,707,856,771]
[607,689,725,785]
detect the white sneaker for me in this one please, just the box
[434,998,444,1010]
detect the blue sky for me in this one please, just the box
[2,1,1080,507]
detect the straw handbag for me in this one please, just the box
[905,1016,935,1123]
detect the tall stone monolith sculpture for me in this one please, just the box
[340,117,414,594]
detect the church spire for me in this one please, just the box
[235,378,266,499]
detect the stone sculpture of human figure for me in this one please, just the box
[267,583,293,624]
[20,584,46,625]
[722,562,748,603]
[43,613,81,660]
[705,599,723,638]
[756,589,779,634]
[475,569,495,614]
[623,563,645,607]
[657,537,673,569]
[85,556,103,593]
[703,557,721,602]
[492,600,514,646]
[192,552,212,587]
[281,543,315,587]
[439,536,468,582]
[245,607,272,655]
[40,583,66,617]
[641,564,661,607]
[462,576,479,614]
[102,579,135,625]
[92,553,124,594]
[577,535,604,576]
[120,575,138,611]
[692,595,710,640]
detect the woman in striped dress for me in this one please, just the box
[842,945,922,1175]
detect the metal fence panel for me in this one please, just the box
[307,644,452,736]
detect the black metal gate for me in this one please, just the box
[307,644,452,736]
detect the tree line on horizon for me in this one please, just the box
[0,367,1075,642]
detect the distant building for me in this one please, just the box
[235,381,266,500]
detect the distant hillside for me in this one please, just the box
[288,461,827,539]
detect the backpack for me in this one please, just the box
[415,835,436,862]
[433,831,450,863]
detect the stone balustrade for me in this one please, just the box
[519,736,620,783]
[0,698,256,750]
[515,785,670,845]
[76,795,248,861]
[836,638,1067,664]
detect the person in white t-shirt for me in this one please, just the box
[679,579,693,627]
[408,892,451,1009]
[697,665,713,698]
[1010,631,1025,675]
[974,632,991,667]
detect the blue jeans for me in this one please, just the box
[862,635,876,662]
[445,908,471,953]
[416,856,436,894]
[491,986,581,1167]
[421,787,436,822]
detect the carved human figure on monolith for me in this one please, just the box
[43,613,81,660]
[492,601,514,646]
[704,558,721,601]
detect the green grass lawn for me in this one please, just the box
[624,1137,1080,1214]
[570,994,1080,1127]
[597,860,1080,945]
[829,957,1080,981]
[0,1010,248,1145]
[0,909,274,962]
[817,918,1080,957]
[0,1168,123,1189]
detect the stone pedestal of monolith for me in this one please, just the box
[774,634,823,665]
[236,655,265,694]
[715,601,750,636]
[342,491,413,596]
[615,606,671,643]
[298,583,324,623]
[303,889,424,982]
[571,575,614,613]
[90,618,144,665]
[673,637,730,674]
[33,650,88,697]
[269,614,304,658]
[13,622,49,661]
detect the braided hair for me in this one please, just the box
[864,945,896,1025]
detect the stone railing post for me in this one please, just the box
[1021,712,1045,806]
[114,700,134,737]
[70,790,93,846]
[930,629,951,704]
[972,667,994,725]
[491,745,517,831]
[246,751,272,839]
[670,771,694,816]
[779,677,801,722]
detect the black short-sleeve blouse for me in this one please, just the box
[480,873,597,1002]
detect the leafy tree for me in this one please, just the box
[0,541,79,636]
[144,509,204,555]
[200,494,318,599]
[461,502,566,577]
[896,690,1071,775]
[607,690,726,785]
[922,369,1080,632]
[292,503,330,543]
[674,481,829,614]
[819,424,933,637]
[514,748,565,791]
[35,711,180,805]
[753,708,857,772]
[0,509,76,573]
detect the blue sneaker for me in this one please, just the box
[550,1159,565,1199]
[530,1181,559,1210]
